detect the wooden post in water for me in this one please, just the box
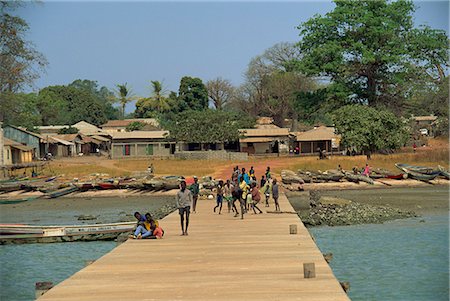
[289,224,297,234]
[85,260,95,266]
[323,253,333,263]
[303,263,316,278]
[340,281,350,293]
[35,282,53,299]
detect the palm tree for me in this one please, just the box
[116,83,134,118]
[148,80,171,113]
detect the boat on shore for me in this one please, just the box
[438,165,449,180]
[46,186,78,198]
[395,163,440,175]
[385,174,407,180]
[344,173,374,184]
[0,196,40,205]
[96,182,118,190]
[0,221,136,244]
[403,170,440,182]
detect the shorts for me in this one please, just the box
[224,196,233,203]
[216,195,223,205]
[178,206,190,215]
[246,194,253,205]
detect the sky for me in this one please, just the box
[18,1,449,113]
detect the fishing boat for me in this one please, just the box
[395,163,440,175]
[0,221,136,244]
[385,174,407,180]
[46,185,78,198]
[0,196,40,205]
[403,170,440,182]
[344,173,374,185]
[75,183,94,191]
[96,182,118,190]
[438,165,449,180]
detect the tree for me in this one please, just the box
[135,80,173,117]
[333,105,409,159]
[178,76,208,111]
[125,121,145,132]
[0,1,47,93]
[206,77,234,110]
[296,0,449,112]
[0,92,41,129]
[115,83,135,118]
[58,126,78,134]
[163,109,255,144]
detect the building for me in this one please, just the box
[239,125,290,155]
[290,126,341,154]
[3,125,43,159]
[45,136,75,157]
[110,131,175,159]
[411,115,438,137]
[2,138,33,165]
[101,118,160,133]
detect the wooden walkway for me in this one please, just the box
[38,194,350,301]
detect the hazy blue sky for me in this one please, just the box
[18,1,449,113]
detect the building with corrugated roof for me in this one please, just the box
[110,131,175,158]
[290,126,341,154]
[239,125,290,155]
[101,118,160,133]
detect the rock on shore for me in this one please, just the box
[299,191,418,227]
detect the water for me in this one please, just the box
[309,215,449,301]
[0,241,116,301]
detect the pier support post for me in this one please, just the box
[323,253,333,263]
[35,282,53,299]
[303,263,316,278]
[340,281,350,293]
[85,260,95,266]
[289,224,297,234]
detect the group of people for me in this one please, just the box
[130,211,164,239]
[212,166,280,218]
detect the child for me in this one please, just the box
[272,178,280,212]
[223,179,234,213]
[250,182,263,214]
[214,180,224,214]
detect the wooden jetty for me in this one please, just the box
[38,193,350,300]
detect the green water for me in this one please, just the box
[310,215,449,301]
[0,241,116,301]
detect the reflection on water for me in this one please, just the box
[310,215,449,301]
[0,241,116,301]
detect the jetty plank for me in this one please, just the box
[38,193,350,301]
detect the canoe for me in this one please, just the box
[0,196,40,205]
[163,180,180,190]
[386,174,406,180]
[344,173,374,185]
[395,163,440,175]
[96,183,118,190]
[403,170,440,182]
[46,186,78,198]
[0,221,136,244]
[75,183,94,191]
[438,165,450,180]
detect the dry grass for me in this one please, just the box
[38,138,448,179]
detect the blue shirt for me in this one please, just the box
[243,173,250,185]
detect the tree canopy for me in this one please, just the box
[296,0,449,113]
[178,76,209,111]
[333,105,409,158]
[162,110,255,144]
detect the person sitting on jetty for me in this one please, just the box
[250,182,263,214]
[131,212,147,239]
[136,219,164,239]
[213,180,224,214]
[272,178,280,212]
[176,180,193,236]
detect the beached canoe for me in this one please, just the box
[395,163,440,175]
[0,221,136,244]
[0,196,40,205]
[46,186,78,198]
[96,182,118,190]
[405,170,440,182]
[344,173,374,184]
[385,174,407,180]
[438,165,449,180]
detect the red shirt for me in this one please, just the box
[153,227,163,239]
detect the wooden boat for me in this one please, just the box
[0,182,23,193]
[344,173,374,184]
[403,170,440,182]
[143,179,164,190]
[438,165,449,180]
[163,180,180,190]
[75,183,94,191]
[0,221,136,244]
[96,182,118,190]
[0,196,40,205]
[386,174,406,180]
[46,186,78,198]
[313,174,344,182]
[395,163,440,175]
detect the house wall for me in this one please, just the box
[3,146,12,165]
[174,150,248,161]
[3,126,41,158]
[111,142,174,159]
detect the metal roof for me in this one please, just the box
[293,126,340,142]
[111,131,169,140]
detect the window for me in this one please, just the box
[165,144,170,149]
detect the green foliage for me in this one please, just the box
[135,81,173,118]
[58,126,78,134]
[0,92,41,128]
[296,0,449,112]
[0,2,47,92]
[333,105,409,154]
[125,121,146,132]
[178,76,209,111]
[115,83,135,118]
[163,109,255,143]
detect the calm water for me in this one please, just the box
[310,214,449,301]
[0,241,116,301]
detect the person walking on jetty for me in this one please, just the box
[189,176,200,213]
[265,166,271,180]
[239,177,249,219]
[223,179,234,213]
[214,180,224,214]
[250,182,263,214]
[272,178,280,212]
[260,175,266,188]
[176,180,193,236]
